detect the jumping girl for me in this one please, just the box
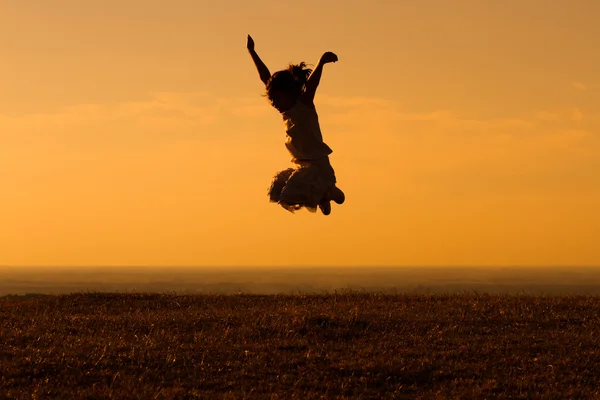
[246,34,345,215]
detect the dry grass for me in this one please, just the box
[1,292,600,399]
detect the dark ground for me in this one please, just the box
[2,292,600,399]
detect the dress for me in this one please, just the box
[268,100,337,213]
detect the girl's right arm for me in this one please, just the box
[247,35,271,85]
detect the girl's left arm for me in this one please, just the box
[301,52,338,106]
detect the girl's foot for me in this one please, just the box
[319,200,331,215]
[327,186,345,205]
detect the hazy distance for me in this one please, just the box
[2,266,600,296]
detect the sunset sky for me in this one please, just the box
[1,0,598,267]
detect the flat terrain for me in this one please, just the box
[2,293,600,399]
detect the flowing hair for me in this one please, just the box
[265,62,313,100]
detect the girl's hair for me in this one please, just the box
[265,62,313,99]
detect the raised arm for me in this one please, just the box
[301,52,338,106]
[247,35,271,85]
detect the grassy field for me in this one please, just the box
[2,292,600,399]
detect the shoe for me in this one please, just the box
[327,186,345,205]
[319,200,331,215]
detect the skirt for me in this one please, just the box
[268,156,337,213]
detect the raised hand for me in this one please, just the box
[320,51,338,64]
[246,35,271,84]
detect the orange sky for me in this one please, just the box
[1,1,599,267]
